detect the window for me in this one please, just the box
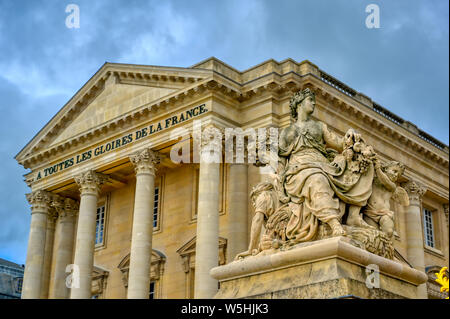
[149,281,155,299]
[95,205,106,246]
[151,175,164,232]
[118,250,166,299]
[423,208,435,248]
[153,187,159,228]
[177,236,227,298]
[15,278,23,294]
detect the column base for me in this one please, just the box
[210,237,427,299]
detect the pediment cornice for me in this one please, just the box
[15,63,213,164]
[17,58,448,173]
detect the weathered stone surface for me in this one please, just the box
[212,237,427,299]
[16,58,448,299]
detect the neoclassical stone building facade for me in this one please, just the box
[15,58,449,299]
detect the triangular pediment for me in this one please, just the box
[16,62,212,163]
[177,236,227,256]
[50,80,178,146]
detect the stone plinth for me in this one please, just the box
[210,237,427,299]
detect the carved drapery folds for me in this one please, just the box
[402,180,427,206]
[129,148,160,176]
[234,89,427,262]
[74,170,109,196]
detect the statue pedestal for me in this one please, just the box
[211,237,427,299]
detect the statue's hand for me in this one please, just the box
[234,250,252,261]
[260,235,273,251]
[373,157,382,170]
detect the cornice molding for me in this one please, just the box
[15,65,212,163]
[17,59,448,174]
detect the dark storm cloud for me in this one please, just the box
[0,0,447,264]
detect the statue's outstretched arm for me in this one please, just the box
[248,212,265,252]
[322,122,343,152]
[374,160,396,192]
[235,212,265,260]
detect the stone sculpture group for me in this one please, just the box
[236,88,409,260]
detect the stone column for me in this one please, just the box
[40,201,58,299]
[403,180,428,299]
[127,148,160,299]
[194,126,222,298]
[227,162,248,261]
[70,170,108,299]
[22,190,52,299]
[49,198,78,299]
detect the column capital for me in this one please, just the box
[195,125,224,164]
[129,148,160,176]
[74,170,109,196]
[53,196,79,221]
[402,180,427,205]
[47,207,59,225]
[26,190,53,214]
[51,194,65,212]
[224,130,254,165]
[199,125,224,152]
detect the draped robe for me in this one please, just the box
[279,121,374,242]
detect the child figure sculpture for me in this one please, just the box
[362,159,409,237]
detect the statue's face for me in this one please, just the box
[386,165,402,182]
[299,95,315,115]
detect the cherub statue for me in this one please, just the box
[362,159,409,237]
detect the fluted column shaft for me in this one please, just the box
[194,126,222,299]
[49,198,78,299]
[403,180,428,299]
[40,207,58,299]
[22,190,52,299]
[70,170,108,299]
[227,163,248,261]
[127,149,160,299]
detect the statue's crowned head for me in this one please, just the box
[289,88,316,120]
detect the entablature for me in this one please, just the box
[18,58,448,193]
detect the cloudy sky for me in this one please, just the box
[0,0,448,265]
